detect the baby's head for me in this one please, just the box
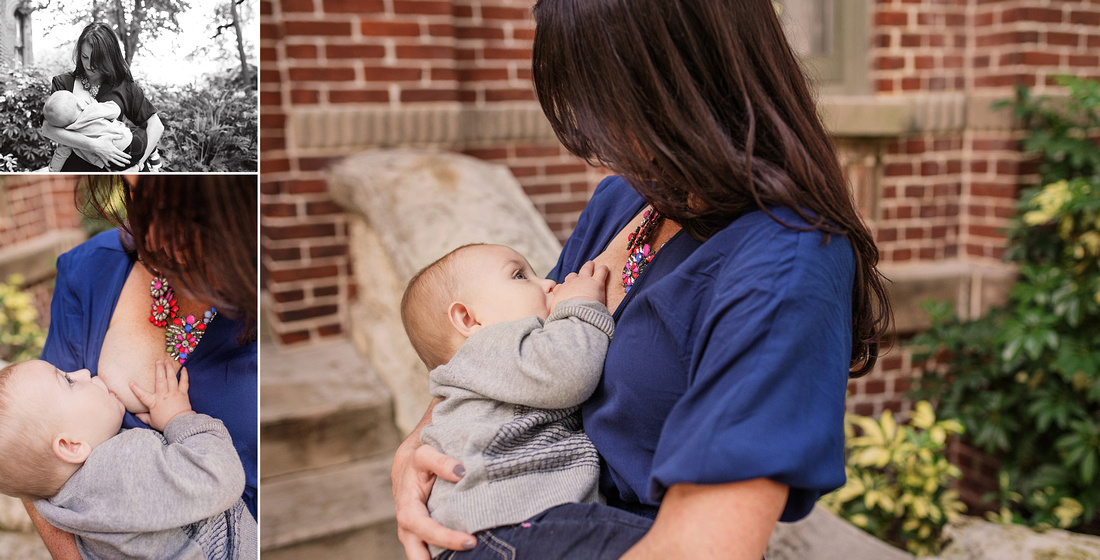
[401,244,557,368]
[0,360,126,500]
[43,90,85,128]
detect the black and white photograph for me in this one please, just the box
[0,0,257,173]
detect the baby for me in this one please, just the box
[401,243,652,559]
[0,359,256,559]
[42,90,145,172]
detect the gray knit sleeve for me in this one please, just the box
[431,299,614,409]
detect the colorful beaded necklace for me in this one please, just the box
[149,275,216,365]
[622,207,664,293]
[80,75,100,99]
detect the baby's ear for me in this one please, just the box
[52,435,91,465]
[447,301,481,338]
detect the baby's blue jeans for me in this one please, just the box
[433,502,653,560]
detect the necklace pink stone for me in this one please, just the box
[149,275,216,364]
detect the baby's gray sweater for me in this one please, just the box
[36,413,257,560]
[421,299,614,545]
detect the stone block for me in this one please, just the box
[328,150,562,433]
[768,505,913,560]
[881,260,1016,334]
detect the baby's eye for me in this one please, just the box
[513,271,527,280]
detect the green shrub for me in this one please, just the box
[146,69,257,172]
[912,76,1100,532]
[822,402,967,557]
[0,64,53,171]
[0,275,47,363]
[0,65,256,172]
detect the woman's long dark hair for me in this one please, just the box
[80,176,258,345]
[73,22,133,89]
[532,0,891,376]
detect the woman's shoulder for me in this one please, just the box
[50,73,76,93]
[59,230,131,273]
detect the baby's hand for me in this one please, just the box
[551,260,609,309]
[130,360,196,432]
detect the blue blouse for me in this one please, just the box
[549,176,853,522]
[40,230,258,518]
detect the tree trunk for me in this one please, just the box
[230,0,250,84]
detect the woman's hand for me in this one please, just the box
[89,135,132,168]
[392,399,476,559]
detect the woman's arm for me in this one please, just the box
[39,122,131,168]
[135,113,164,170]
[391,397,476,560]
[621,479,788,560]
[22,501,81,560]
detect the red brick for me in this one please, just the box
[278,305,340,323]
[329,89,390,103]
[281,0,315,11]
[900,34,922,47]
[462,148,508,159]
[456,25,506,40]
[266,247,302,262]
[546,163,588,175]
[291,89,320,104]
[393,0,451,15]
[485,88,535,102]
[513,28,536,41]
[318,324,344,337]
[326,44,386,59]
[261,23,283,41]
[310,243,347,257]
[396,45,454,59]
[884,163,913,176]
[260,136,286,151]
[515,145,561,158]
[1048,32,1080,47]
[278,331,311,344]
[1023,51,1060,65]
[428,24,454,37]
[545,200,588,213]
[288,181,329,194]
[875,56,905,70]
[481,6,530,20]
[874,11,908,26]
[272,289,305,303]
[288,67,356,81]
[306,202,341,217]
[285,44,318,59]
[262,203,297,217]
[1022,7,1063,23]
[261,47,277,62]
[914,56,934,69]
[299,157,334,172]
[265,224,337,241]
[322,0,385,12]
[361,20,421,37]
[262,158,291,173]
[261,91,282,105]
[363,66,422,81]
[458,68,509,81]
[270,265,340,283]
[284,20,352,36]
[1069,54,1100,67]
[1070,10,1100,25]
[430,68,458,81]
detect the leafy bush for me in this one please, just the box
[912,76,1100,532]
[0,65,256,172]
[0,63,53,171]
[822,402,967,557]
[146,69,257,172]
[0,275,47,363]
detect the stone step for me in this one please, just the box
[261,339,402,478]
[260,451,404,560]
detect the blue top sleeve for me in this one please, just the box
[561,176,853,522]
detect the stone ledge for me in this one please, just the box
[881,260,1017,335]
[287,92,1021,152]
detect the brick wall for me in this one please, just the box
[0,176,83,326]
[0,176,81,250]
[261,0,1100,361]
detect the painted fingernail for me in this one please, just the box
[462,539,476,550]
[453,464,466,477]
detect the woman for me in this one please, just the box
[392,0,892,558]
[23,176,256,559]
[40,23,164,171]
